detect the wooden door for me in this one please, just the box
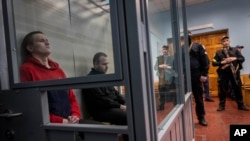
[192,29,228,96]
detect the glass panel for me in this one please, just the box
[148,0,177,127]
[43,87,127,125]
[178,0,189,94]
[40,87,127,139]
[11,0,115,83]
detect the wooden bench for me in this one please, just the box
[240,74,250,106]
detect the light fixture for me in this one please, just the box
[188,23,214,31]
[180,23,214,33]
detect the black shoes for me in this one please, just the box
[198,119,208,126]
[217,106,249,111]
[238,105,249,111]
[205,98,214,102]
[157,105,165,111]
[217,106,225,111]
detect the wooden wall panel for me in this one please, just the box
[192,29,228,97]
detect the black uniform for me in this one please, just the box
[212,47,245,109]
[82,68,127,125]
[189,42,209,121]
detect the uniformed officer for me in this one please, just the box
[188,31,209,126]
[212,36,249,111]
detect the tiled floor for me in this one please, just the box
[156,101,175,125]
[193,97,250,141]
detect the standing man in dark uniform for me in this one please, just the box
[188,31,209,126]
[212,36,249,111]
[82,52,127,125]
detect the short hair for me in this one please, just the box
[221,35,229,41]
[21,31,44,56]
[162,45,169,49]
[93,52,107,65]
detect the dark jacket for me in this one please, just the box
[82,68,125,116]
[212,47,244,73]
[189,42,209,76]
[47,90,71,118]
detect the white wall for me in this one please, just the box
[186,0,250,74]
[13,0,114,81]
[153,0,250,74]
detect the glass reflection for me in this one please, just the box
[178,0,189,93]
[19,33,128,126]
[12,0,114,83]
[180,37,188,92]
[153,45,176,111]
[148,0,177,126]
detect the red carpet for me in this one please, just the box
[193,97,250,141]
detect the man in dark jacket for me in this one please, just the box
[212,36,249,111]
[82,52,127,125]
[188,31,209,126]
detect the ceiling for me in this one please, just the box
[39,0,214,18]
[148,0,214,13]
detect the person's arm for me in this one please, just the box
[20,66,33,82]
[68,89,81,119]
[85,87,121,109]
[235,49,245,63]
[167,56,174,69]
[20,65,65,123]
[198,44,209,76]
[49,90,80,123]
[49,114,65,123]
[154,59,158,71]
[212,51,224,67]
[112,87,126,105]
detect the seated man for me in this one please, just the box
[20,31,81,124]
[82,52,127,125]
[19,31,118,140]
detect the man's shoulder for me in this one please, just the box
[191,42,203,49]
[214,49,224,57]
[88,68,102,75]
[20,62,37,70]
[190,42,203,53]
[157,55,164,59]
[215,48,223,53]
[157,55,163,57]
[192,42,201,45]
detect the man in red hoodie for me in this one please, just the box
[20,31,81,123]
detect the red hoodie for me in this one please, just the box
[20,56,81,123]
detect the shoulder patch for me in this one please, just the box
[202,44,206,50]
[202,45,208,54]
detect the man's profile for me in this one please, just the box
[82,52,127,125]
[20,31,81,123]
